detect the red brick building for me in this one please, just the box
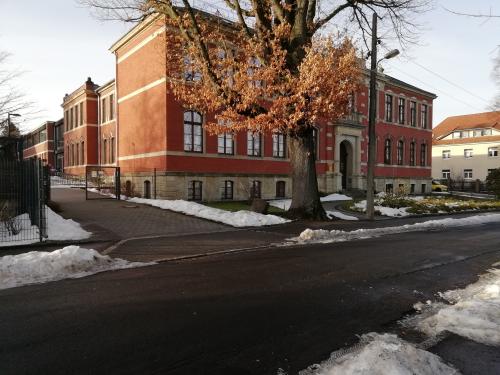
[58,14,436,200]
[23,121,55,167]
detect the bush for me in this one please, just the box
[486,168,500,198]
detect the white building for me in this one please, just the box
[432,111,500,182]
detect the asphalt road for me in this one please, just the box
[1,222,500,375]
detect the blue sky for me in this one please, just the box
[0,0,498,131]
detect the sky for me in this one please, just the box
[0,0,498,132]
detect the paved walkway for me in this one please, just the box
[51,188,230,242]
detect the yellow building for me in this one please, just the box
[432,111,500,182]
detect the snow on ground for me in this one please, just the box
[0,207,91,247]
[299,333,458,375]
[327,211,359,221]
[0,246,154,290]
[129,197,290,227]
[407,262,500,346]
[293,213,500,244]
[354,200,410,217]
[269,194,352,211]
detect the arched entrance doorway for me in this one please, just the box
[339,140,354,190]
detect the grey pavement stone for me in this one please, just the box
[51,188,230,241]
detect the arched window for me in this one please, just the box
[188,180,202,201]
[420,143,427,166]
[144,180,151,199]
[103,139,108,164]
[221,180,233,200]
[125,180,132,197]
[184,111,203,152]
[250,180,262,199]
[397,140,404,165]
[384,139,392,165]
[409,142,416,166]
[276,181,286,198]
[81,141,85,165]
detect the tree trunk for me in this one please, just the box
[287,129,328,220]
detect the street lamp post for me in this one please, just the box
[366,13,399,220]
[7,112,21,138]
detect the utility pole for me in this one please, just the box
[366,12,378,220]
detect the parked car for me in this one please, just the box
[432,180,448,192]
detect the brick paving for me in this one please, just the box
[51,188,230,242]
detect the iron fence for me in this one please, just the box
[85,166,121,200]
[0,159,47,245]
[51,172,86,187]
[438,178,490,194]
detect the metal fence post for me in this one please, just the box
[154,168,157,199]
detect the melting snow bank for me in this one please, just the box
[327,210,359,221]
[0,207,91,247]
[406,262,500,346]
[129,198,290,227]
[269,194,351,211]
[292,213,500,244]
[0,246,154,290]
[299,333,458,375]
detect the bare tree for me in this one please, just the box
[81,0,431,219]
[0,51,37,136]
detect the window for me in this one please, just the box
[101,97,107,124]
[79,103,84,125]
[420,144,427,166]
[250,180,262,199]
[110,137,115,163]
[248,56,263,88]
[409,142,416,166]
[217,120,233,155]
[397,140,404,165]
[385,184,393,194]
[184,110,203,152]
[103,139,108,164]
[410,101,417,127]
[384,139,392,165]
[273,133,286,158]
[247,132,261,157]
[464,169,473,179]
[482,129,492,136]
[312,128,319,160]
[453,131,462,139]
[144,180,151,199]
[442,150,451,159]
[442,169,451,179]
[221,180,234,200]
[464,149,473,158]
[421,184,427,193]
[184,56,201,82]
[385,94,393,122]
[76,143,80,165]
[188,181,202,201]
[398,98,405,124]
[420,104,428,128]
[109,95,114,120]
[75,105,79,127]
[488,147,498,157]
[410,184,415,194]
[276,181,286,198]
[70,107,74,129]
[81,141,84,165]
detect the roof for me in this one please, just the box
[384,74,437,99]
[433,111,500,140]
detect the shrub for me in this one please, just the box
[486,168,500,198]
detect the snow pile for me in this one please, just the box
[269,194,352,211]
[409,263,500,346]
[300,333,458,375]
[45,207,91,241]
[129,197,290,227]
[0,207,91,247]
[0,246,154,290]
[354,200,410,217]
[327,211,359,221]
[293,214,500,244]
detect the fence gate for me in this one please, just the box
[85,166,121,200]
[0,159,47,245]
